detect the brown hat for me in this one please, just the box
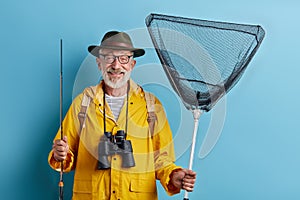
[88,31,145,58]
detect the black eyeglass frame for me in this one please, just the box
[99,54,134,64]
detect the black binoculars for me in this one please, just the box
[97,130,135,169]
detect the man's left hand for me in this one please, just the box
[170,169,196,192]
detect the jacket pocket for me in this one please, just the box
[129,178,156,193]
[73,179,107,200]
[73,180,93,199]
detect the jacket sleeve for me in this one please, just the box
[152,98,182,196]
[48,94,82,172]
[48,149,75,172]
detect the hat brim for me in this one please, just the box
[88,45,145,58]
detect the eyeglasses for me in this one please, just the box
[99,54,133,64]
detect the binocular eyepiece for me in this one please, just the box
[97,130,135,169]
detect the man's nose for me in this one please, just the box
[111,57,122,67]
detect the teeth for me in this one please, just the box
[108,70,124,74]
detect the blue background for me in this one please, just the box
[1,0,299,199]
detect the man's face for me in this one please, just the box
[97,49,136,89]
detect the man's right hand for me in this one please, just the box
[52,136,69,161]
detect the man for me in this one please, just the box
[48,31,196,200]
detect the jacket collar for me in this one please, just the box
[84,79,141,106]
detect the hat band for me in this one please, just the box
[101,41,133,49]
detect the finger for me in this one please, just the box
[55,152,67,158]
[183,177,196,183]
[54,151,66,159]
[181,169,196,178]
[63,135,68,143]
[54,146,68,155]
[184,174,196,179]
[54,139,69,149]
[55,145,67,152]
[53,150,67,161]
[182,185,194,192]
[54,155,66,162]
[184,172,197,181]
[185,169,196,176]
[54,140,65,147]
[183,187,194,192]
[182,182,195,192]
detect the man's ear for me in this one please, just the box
[130,59,136,70]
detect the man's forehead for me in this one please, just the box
[99,49,132,55]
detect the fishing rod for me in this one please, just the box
[59,38,64,200]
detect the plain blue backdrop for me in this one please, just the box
[1,0,299,199]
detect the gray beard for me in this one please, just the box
[102,71,131,89]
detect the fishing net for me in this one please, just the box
[145,13,265,111]
[145,13,265,200]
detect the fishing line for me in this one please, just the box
[59,38,64,200]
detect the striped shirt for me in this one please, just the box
[105,94,126,120]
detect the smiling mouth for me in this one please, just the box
[107,69,125,76]
[108,71,124,77]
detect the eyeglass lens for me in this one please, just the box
[100,55,132,64]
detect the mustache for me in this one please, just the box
[107,68,126,74]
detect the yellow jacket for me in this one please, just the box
[48,80,181,200]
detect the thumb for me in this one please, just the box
[63,135,68,143]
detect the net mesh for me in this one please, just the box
[145,13,265,111]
